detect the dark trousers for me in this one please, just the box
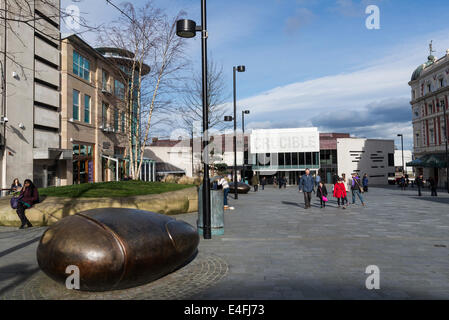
[303,192,312,208]
[16,202,32,227]
[418,186,422,196]
[431,188,437,197]
[254,185,258,192]
[363,186,368,192]
[261,184,265,190]
[320,198,326,207]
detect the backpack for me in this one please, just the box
[10,194,23,209]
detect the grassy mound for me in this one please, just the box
[39,181,193,198]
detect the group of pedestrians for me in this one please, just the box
[415,174,439,197]
[298,169,366,209]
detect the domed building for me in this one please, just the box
[408,45,449,189]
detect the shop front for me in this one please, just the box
[72,143,95,184]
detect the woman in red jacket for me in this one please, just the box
[333,178,347,209]
[16,179,39,229]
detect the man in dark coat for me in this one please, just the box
[416,174,424,196]
[299,169,315,209]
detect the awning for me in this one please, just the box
[407,154,447,168]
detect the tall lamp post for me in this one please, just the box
[241,110,250,184]
[176,0,211,239]
[397,134,404,175]
[231,65,245,199]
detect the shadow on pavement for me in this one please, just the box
[409,197,449,205]
[0,236,41,259]
[0,263,40,297]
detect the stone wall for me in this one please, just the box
[0,187,198,227]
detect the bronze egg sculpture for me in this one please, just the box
[228,182,251,194]
[36,208,199,292]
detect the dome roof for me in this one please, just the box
[411,55,437,81]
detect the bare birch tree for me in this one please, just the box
[98,1,187,180]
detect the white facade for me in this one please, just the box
[337,138,395,185]
[250,128,320,154]
[394,150,414,175]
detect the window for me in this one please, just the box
[102,102,108,128]
[114,80,125,99]
[285,153,291,166]
[388,153,394,167]
[292,152,298,166]
[73,89,80,120]
[278,153,285,166]
[299,153,305,165]
[305,152,312,165]
[84,94,90,123]
[440,78,444,88]
[427,84,431,93]
[114,109,119,131]
[73,51,90,81]
[102,70,109,91]
[313,152,319,166]
[121,112,125,133]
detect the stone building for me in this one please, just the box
[409,45,449,188]
[61,35,155,184]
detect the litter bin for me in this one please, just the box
[197,184,224,236]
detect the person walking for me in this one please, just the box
[362,174,369,192]
[16,179,39,229]
[333,178,347,209]
[299,169,315,209]
[261,177,266,190]
[279,176,284,190]
[251,174,259,192]
[416,174,424,196]
[428,177,438,197]
[351,173,366,206]
[316,181,328,209]
[217,176,231,210]
[10,178,22,193]
[400,175,406,191]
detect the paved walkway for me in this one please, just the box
[1,185,449,299]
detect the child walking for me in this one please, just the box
[316,181,328,208]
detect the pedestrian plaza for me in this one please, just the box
[1,185,449,299]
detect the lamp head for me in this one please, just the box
[236,65,246,72]
[243,110,250,114]
[224,116,233,122]
[176,19,197,38]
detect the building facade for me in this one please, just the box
[337,138,395,185]
[1,0,71,191]
[61,35,155,184]
[409,49,449,188]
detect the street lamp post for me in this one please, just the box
[241,110,250,184]
[398,134,404,175]
[176,0,212,239]
[232,65,245,199]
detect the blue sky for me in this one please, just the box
[61,0,449,150]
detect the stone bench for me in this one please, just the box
[0,187,198,227]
